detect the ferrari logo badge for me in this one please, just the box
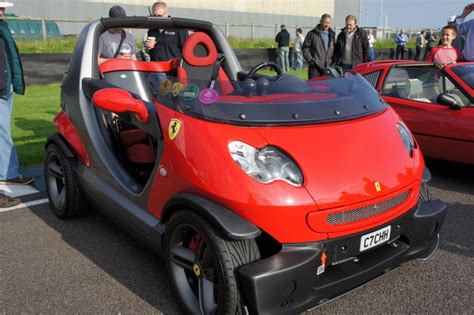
[168,118,182,140]
[375,181,381,192]
[193,264,201,277]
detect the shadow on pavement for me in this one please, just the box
[31,207,181,314]
[426,158,474,196]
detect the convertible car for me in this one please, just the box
[44,17,446,314]
[354,61,474,165]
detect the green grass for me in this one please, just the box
[16,37,77,54]
[12,84,60,166]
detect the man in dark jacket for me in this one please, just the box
[0,0,34,203]
[333,15,369,70]
[275,24,290,72]
[302,13,336,78]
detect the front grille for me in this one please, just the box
[327,191,409,225]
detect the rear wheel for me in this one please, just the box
[44,143,88,219]
[164,210,260,315]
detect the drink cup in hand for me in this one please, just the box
[146,36,156,49]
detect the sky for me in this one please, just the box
[359,0,469,29]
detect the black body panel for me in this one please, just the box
[238,199,447,314]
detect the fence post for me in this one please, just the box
[41,16,48,44]
[251,23,255,40]
[274,24,278,37]
[225,22,229,38]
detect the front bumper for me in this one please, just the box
[238,199,446,314]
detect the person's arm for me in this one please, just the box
[362,32,370,62]
[301,32,314,63]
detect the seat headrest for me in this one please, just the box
[182,32,218,67]
[405,78,423,96]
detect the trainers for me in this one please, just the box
[0,174,35,185]
[0,192,21,208]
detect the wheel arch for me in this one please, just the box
[162,193,261,241]
[45,133,76,159]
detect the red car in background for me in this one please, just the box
[354,61,474,165]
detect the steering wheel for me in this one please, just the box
[247,61,282,79]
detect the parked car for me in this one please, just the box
[354,60,474,165]
[44,17,446,314]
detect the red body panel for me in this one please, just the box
[355,62,474,164]
[147,103,422,243]
[99,58,180,74]
[54,111,90,167]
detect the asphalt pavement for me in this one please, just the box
[1,159,473,314]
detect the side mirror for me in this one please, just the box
[437,93,463,110]
[92,88,149,123]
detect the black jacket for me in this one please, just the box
[148,28,188,61]
[333,26,369,67]
[302,25,335,76]
[275,29,290,48]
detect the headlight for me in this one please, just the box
[228,141,303,186]
[397,123,416,157]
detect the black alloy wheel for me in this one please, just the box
[164,210,260,315]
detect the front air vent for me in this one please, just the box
[327,191,409,225]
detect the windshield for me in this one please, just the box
[451,64,474,89]
[149,73,387,126]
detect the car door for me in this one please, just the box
[380,64,474,164]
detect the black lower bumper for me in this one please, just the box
[238,199,447,314]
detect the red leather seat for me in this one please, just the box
[177,32,233,95]
[119,129,155,164]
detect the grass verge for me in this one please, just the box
[12,84,60,166]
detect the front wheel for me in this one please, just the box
[164,210,260,315]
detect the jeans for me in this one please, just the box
[414,45,424,61]
[396,45,406,59]
[277,46,290,72]
[369,47,375,61]
[0,86,19,180]
[292,51,303,70]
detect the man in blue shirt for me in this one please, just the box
[275,25,290,72]
[395,29,409,60]
[454,3,474,61]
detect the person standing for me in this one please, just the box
[414,30,426,61]
[367,28,376,61]
[395,29,409,59]
[425,25,462,66]
[424,29,437,60]
[146,1,188,61]
[292,28,304,70]
[302,14,335,78]
[333,15,369,70]
[97,6,138,65]
[452,3,474,61]
[275,24,290,72]
[0,0,34,208]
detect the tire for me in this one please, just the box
[164,210,260,315]
[418,181,432,203]
[44,143,88,219]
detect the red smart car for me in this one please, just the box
[354,61,474,165]
[44,17,446,314]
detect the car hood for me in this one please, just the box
[253,108,423,210]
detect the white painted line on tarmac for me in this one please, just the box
[0,184,39,198]
[0,198,49,213]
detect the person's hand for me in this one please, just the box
[460,3,474,18]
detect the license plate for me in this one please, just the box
[359,225,391,252]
